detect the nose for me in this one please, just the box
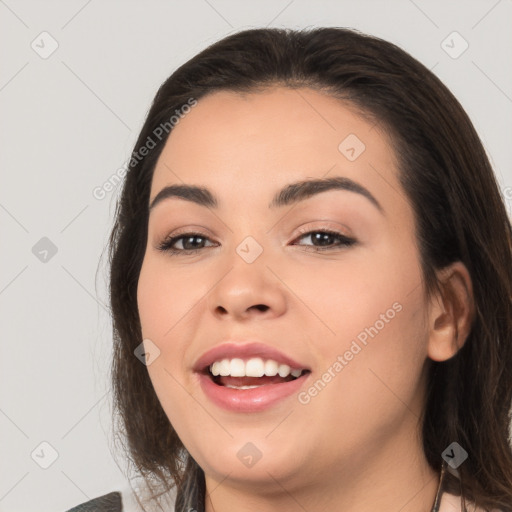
[207,249,288,322]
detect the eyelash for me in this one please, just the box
[156,229,356,255]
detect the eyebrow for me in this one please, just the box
[149,176,383,214]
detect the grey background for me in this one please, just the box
[1,1,511,511]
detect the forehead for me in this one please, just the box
[150,87,401,207]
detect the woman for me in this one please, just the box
[68,27,512,511]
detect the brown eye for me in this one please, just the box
[157,233,217,253]
[292,230,356,250]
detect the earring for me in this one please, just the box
[430,459,448,512]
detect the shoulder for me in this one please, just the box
[440,492,505,512]
[65,491,123,512]
[65,484,178,512]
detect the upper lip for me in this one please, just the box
[193,342,311,373]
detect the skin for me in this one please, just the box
[137,87,474,512]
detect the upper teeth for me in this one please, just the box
[209,358,303,378]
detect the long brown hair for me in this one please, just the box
[108,27,512,511]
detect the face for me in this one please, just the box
[137,87,431,494]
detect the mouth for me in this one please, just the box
[193,342,312,412]
[196,356,311,412]
[201,357,311,390]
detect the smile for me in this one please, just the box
[198,358,311,412]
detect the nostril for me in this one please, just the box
[252,304,269,312]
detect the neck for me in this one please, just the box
[204,419,439,512]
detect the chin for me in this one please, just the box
[197,439,306,486]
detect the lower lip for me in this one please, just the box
[197,372,310,413]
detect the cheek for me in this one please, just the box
[137,256,208,447]
[137,255,207,341]
[136,256,199,398]
[278,240,425,350]
[291,240,428,407]
[296,253,429,442]
[292,299,428,472]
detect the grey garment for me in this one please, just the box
[65,491,122,512]
[65,466,491,512]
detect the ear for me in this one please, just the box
[426,261,475,362]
